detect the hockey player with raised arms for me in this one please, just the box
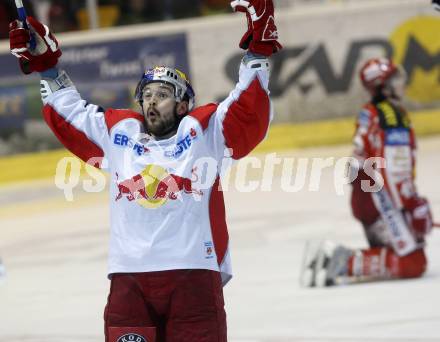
[9,1,281,341]
[302,58,433,287]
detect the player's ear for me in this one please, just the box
[176,101,189,116]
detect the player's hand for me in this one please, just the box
[433,0,440,11]
[406,196,433,239]
[231,0,282,56]
[9,17,61,75]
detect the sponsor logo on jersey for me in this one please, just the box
[115,165,203,209]
[164,128,197,158]
[385,128,410,146]
[114,132,149,156]
[204,241,214,259]
[358,109,370,127]
[117,333,147,342]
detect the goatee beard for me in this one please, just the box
[146,107,180,139]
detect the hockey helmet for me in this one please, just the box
[359,58,408,97]
[135,66,195,111]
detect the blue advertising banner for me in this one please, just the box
[60,33,190,84]
[0,86,27,134]
[0,33,190,84]
[0,32,189,140]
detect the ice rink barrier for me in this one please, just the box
[1,0,440,183]
[0,0,438,125]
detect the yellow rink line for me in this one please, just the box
[0,190,108,219]
[254,108,440,153]
[0,109,439,185]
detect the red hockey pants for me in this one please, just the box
[104,269,227,342]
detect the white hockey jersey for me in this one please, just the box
[41,61,272,285]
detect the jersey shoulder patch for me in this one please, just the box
[358,108,372,128]
[104,109,144,133]
[189,103,219,131]
[358,103,378,128]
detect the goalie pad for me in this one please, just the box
[300,242,427,287]
[107,326,156,342]
[371,189,417,256]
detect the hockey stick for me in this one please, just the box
[14,0,36,50]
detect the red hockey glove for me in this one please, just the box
[9,17,61,75]
[231,0,282,56]
[406,196,433,239]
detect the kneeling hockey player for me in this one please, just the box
[302,58,433,287]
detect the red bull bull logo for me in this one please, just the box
[115,173,147,201]
[154,173,203,200]
[115,165,203,209]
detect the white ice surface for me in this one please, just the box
[0,137,439,342]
